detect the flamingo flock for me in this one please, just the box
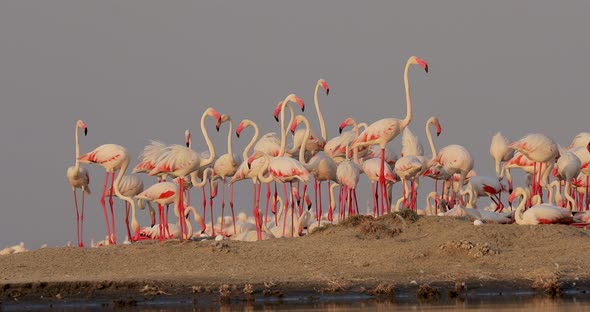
[66,55,590,247]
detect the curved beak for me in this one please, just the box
[339,127,343,134]
[236,131,240,138]
[216,124,220,132]
[186,142,190,148]
[84,127,88,136]
[274,115,279,122]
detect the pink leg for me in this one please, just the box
[290,181,295,237]
[201,187,207,233]
[80,190,85,247]
[379,148,386,213]
[165,205,171,238]
[179,178,186,241]
[157,204,164,241]
[109,172,117,244]
[318,181,323,225]
[314,180,319,221]
[300,183,308,216]
[265,183,271,225]
[327,181,333,223]
[73,189,81,247]
[537,163,543,201]
[586,176,589,211]
[282,183,289,237]
[371,182,377,217]
[257,183,263,240]
[100,172,113,244]
[352,189,359,215]
[220,179,225,233]
[230,184,237,234]
[208,179,215,237]
[124,202,132,241]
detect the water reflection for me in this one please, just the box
[5,295,590,311]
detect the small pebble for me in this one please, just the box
[215,235,225,241]
[474,220,483,226]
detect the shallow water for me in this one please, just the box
[5,294,590,311]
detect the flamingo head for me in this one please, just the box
[216,114,229,132]
[339,117,354,134]
[210,180,219,198]
[235,120,248,138]
[319,78,329,96]
[247,151,265,169]
[185,129,191,147]
[206,107,222,122]
[412,56,429,73]
[290,115,304,134]
[273,102,282,122]
[286,94,305,112]
[432,118,442,136]
[77,120,88,136]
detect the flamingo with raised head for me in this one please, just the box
[148,107,220,239]
[324,117,368,164]
[351,56,428,218]
[213,114,242,235]
[66,120,90,247]
[79,143,137,244]
[288,79,329,155]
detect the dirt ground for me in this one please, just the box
[1,213,590,305]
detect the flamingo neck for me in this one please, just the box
[200,111,216,167]
[227,119,235,163]
[242,121,259,162]
[113,157,138,232]
[190,168,213,188]
[298,116,312,167]
[74,124,81,173]
[401,59,413,130]
[280,102,295,156]
[514,188,528,225]
[329,183,338,214]
[257,153,275,184]
[425,118,437,161]
[314,82,327,141]
[352,124,360,165]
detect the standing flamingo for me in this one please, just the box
[428,144,474,207]
[490,132,514,178]
[568,132,590,149]
[149,107,220,239]
[508,133,559,200]
[351,56,428,215]
[288,79,329,155]
[553,150,581,209]
[289,114,338,224]
[566,144,590,210]
[324,117,367,164]
[213,114,242,235]
[509,187,574,225]
[66,120,90,247]
[79,143,137,244]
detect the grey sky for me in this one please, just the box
[1,1,589,248]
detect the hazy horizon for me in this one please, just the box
[1,1,590,248]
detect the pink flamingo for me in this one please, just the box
[324,117,367,164]
[490,132,514,178]
[464,175,506,212]
[553,150,581,210]
[428,144,474,207]
[508,133,559,200]
[213,114,242,235]
[133,140,170,182]
[568,132,590,149]
[66,120,90,247]
[105,175,144,241]
[287,79,329,156]
[362,157,397,216]
[148,107,220,239]
[335,141,361,221]
[351,56,428,218]
[509,187,574,225]
[79,144,137,244]
[566,144,590,210]
[290,114,338,225]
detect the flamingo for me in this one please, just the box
[287,79,329,155]
[105,175,144,240]
[212,114,242,235]
[490,132,514,178]
[568,132,590,149]
[79,143,137,244]
[351,56,428,219]
[500,151,535,194]
[139,206,201,240]
[66,120,90,247]
[362,158,397,216]
[133,140,170,182]
[508,133,559,200]
[148,107,220,239]
[289,114,338,225]
[324,117,368,164]
[334,142,361,221]
[565,144,590,210]
[553,150,581,209]
[463,175,506,212]
[509,187,574,225]
[428,144,474,207]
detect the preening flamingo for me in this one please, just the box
[351,56,428,219]
[553,150,581,209]
[428,144,474,206]
[66,120,90,247]
[508,133,559,200]
[148,107,220,239]
[324,117,367,164]
[490,132,514,178]
[213,114,242,235]
[568,132,590,149]
[133,140,170,182]
[79,143,137,244]
[509,187,573,225]
[105,175,144,241]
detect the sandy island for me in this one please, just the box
[1,213,590,306]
